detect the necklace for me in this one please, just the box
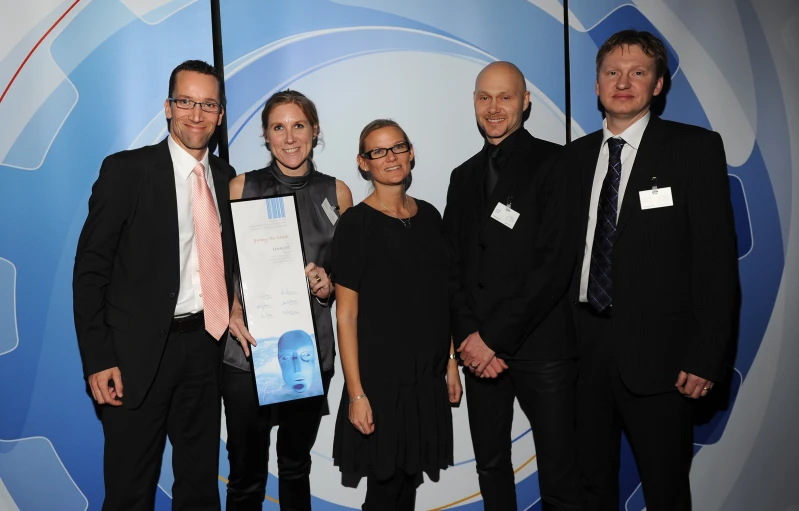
[378,195,412,228]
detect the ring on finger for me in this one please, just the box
[315,275,322,283]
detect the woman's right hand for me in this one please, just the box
[348,396,374,435]
[447,360,463,404]
[229,299,257,357]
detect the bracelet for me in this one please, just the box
[349,393,366,403]
[448,353,458,360]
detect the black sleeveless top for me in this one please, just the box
[223,162,340,372]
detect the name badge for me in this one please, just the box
[321,198,339,225]
[639,187,673,210]
[491,202,520,229]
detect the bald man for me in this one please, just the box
[443,61,581,510]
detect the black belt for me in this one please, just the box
[578,302,612,319]
[171,311,205,334]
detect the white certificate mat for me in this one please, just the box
[231,194,323,406]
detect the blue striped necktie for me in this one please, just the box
[587,137,626,313]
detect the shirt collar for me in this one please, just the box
[168,133,210,180]
[484,127,525,166]
[601,111,650,153]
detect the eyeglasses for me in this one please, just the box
[168,98,223,113]
[360,142,411,160]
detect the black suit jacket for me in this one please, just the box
[73,138,237,409]
[567,116,739,394]
[443,129,577,361]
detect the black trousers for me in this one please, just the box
[362,469,417,511]
[576,307,693,511]
[221,364,332,511]
[100,327,221,511]
[464,358,581,511]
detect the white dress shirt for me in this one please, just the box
[579,112,651,302]
[168,135,222,316]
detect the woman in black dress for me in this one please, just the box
[332,119,462,510]
[224,90,353,510]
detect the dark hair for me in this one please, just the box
[357,119,414,190]
[260,90,321,150]
[595,30,669,79]
[168,60,226,107]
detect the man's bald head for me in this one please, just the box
[473,61,531,145]
[475,61,527,95]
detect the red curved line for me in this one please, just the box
[0,0,82,105]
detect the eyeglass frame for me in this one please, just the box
[167,97,224,114]
[359,142,412,160]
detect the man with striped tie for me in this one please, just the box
[73,60,237,511]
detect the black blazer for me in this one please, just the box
[73,138,237,409]
[443,129,577,361]
[567,116,739,394]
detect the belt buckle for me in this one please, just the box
[172,311,203,333]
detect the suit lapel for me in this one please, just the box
[578,132,604,241]
[616,116,665,239]
[153,138,181,277]
[209,156,237,307]
[458,156,488,236]
[209,157,232,231]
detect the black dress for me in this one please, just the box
[331,199,453,483]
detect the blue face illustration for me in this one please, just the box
[277,330,316,393]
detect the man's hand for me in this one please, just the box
[229,302,257,357]
[675,371,713,399]
[88,367,123,406]
[457,331,500,376]
[305,262,332,300]
[480,356,509,379]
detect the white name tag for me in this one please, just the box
[321,198,339,225]
[491,202,520,229]
[639,187,673,210]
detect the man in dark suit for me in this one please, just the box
[73,60,236,510]
[444,61,581,510]
[565,31,739,510]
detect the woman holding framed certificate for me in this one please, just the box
[222,90,353,511]
[332,119,462,510]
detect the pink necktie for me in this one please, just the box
[192,162,229,340]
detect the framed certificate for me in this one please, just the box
[230,193,324,406]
